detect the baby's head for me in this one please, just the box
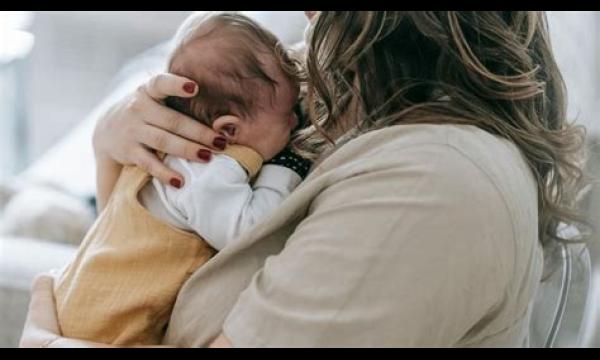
[165,12,301,160]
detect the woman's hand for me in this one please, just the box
[19,272,107,348]
[19,273,63,348]
[92,73,229,186]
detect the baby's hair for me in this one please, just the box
[165,12,303,126]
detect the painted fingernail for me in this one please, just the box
[183,82,196,94]
[222,124,236,136]
[213,137,227,150]
[197,149,212,162]
[170,178,182,189]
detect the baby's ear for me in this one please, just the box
[212,115,242,143]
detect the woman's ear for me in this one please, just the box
[212,115,242,143]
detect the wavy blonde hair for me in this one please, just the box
[294,11,590,248]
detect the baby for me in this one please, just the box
[52,12,310,345]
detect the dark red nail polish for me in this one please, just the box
[197,149,212,161]
[170,178,182,189]
[183,82,196,94]
[222,124,236,136]
[213,137,227,150]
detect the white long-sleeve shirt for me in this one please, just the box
[139,154,301,251]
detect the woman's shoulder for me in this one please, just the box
[298,124,539,334]
[311,123,537,228]
[306,123,539,299]
[317,124,534,189]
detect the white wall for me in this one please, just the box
[547,12,600,267]
[548,11,600,135]
[24,11,192,161]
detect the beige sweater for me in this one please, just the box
[164,123,544,347]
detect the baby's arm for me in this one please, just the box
[157,151,308,250]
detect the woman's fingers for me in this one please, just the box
[133,148,186,188]
[94,72,230,188]
[136,124,215,163]
[19,274,61,347]
[143,73,198,101]
[29,273,57,321]
[139,99,227,152]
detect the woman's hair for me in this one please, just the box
[165,12,301,125]
[294,11,590,248]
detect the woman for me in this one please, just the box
[20,11,587,347]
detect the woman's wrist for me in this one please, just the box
[94,145,122,175]
[93,142,123,213]
[92,108,111,157]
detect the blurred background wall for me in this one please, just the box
[548,11,599,135]
[25,11,192,160]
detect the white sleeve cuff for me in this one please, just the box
[254,164,302,192]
